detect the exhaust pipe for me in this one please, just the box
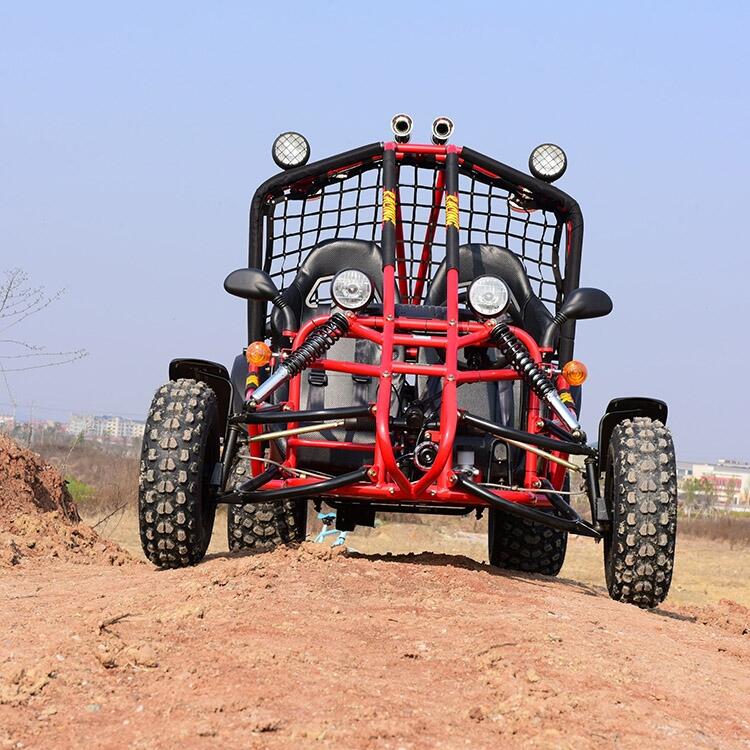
[431,116,454,145]
[390,113,413,143]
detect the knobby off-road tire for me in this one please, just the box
[604,417,677,608]
[139,379,220,568]
[226,442,307,553]
[488,510,568,576]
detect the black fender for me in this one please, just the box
[598,397,668,463]
[169,358,235,429]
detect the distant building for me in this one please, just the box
[678,459,750,505]
[66,414,145,440]
[0,415,15,433]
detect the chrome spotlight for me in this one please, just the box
[390,114,413,143]
[431,116,454,145]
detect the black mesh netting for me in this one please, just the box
[262,161,565,309]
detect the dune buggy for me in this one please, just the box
[139,116,677,608]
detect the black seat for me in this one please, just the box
[271,238,387,334]
[426,243,553,342]
[268,239,401,472]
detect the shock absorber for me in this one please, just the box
[249,313,350,405]
[491,322,584,438]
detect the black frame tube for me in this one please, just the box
[585,456,608,523]
[246,142,584,360]
[217,466,370,504]
[536,478,578,521]
[233,404,373,425]
[220,423,243,489]
[445,150,459,270]
[234,464,280,495]
[460,411,596,457]
[460,147,584,363]
[455,476,600,539]
[247,142,384,341]
[325,501,475,516]
[381,147,397,268]
[538,417,579,443]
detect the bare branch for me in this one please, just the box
[1,349,87,359]
[0,269,87,374]
[0,339,44,351]
[0,269,23,317]
[0,349,88,372]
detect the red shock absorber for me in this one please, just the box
[491,322,584,439]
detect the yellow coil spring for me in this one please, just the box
[382,189,397,225]
[445,194,460,229]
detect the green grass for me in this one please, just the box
[65,476,96,507]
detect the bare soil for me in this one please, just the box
[2,544,750,748]
[2,437,750,748]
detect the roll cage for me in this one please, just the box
[224,140,604,539]
[246,142,584,365]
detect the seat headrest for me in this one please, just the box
[426,243,553,342]
[271,239,385,334]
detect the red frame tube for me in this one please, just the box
[252,142,566,509]
[411,169,445,304]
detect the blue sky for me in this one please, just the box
[1,1,748,460]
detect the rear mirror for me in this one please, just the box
[224,267,280,302]
[224,268,297,334]
[558,287,612,322]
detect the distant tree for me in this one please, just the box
[681,477,699,507]
[698,476,717,506]
[680,476,717,517]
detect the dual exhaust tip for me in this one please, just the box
[390,114,454,145]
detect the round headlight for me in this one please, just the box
[467,276,510,318]
[528,143,567,183]
[332,269,373,311]
[272,132,311,170]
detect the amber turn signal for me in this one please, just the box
[246,341,273,367]
[562,360,587,386]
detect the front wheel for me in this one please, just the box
[604,416,677,608]
[138,379,220,568]
[226,443,307,553]
[488,511,568,576]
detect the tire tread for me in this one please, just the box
[226,445,306,553]
[605,416,677,608]
[138,378,218,568]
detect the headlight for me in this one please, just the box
[272,132,311,169]
[528,143,567,183]
[467,276,510,318]
[331,269,373,311]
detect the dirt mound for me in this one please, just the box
[1,548,749,748]
[673,598,750,637]
[0,434,79,522]
[0,435,131,567]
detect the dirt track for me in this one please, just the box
[2,544,749,749]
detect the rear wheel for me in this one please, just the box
[604,417,677,608]
[139,379,219,568]
[226,443,307,553]
[488,510,568,576]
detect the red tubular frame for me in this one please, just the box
[249,142,567,509]
[411,169,445,304]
